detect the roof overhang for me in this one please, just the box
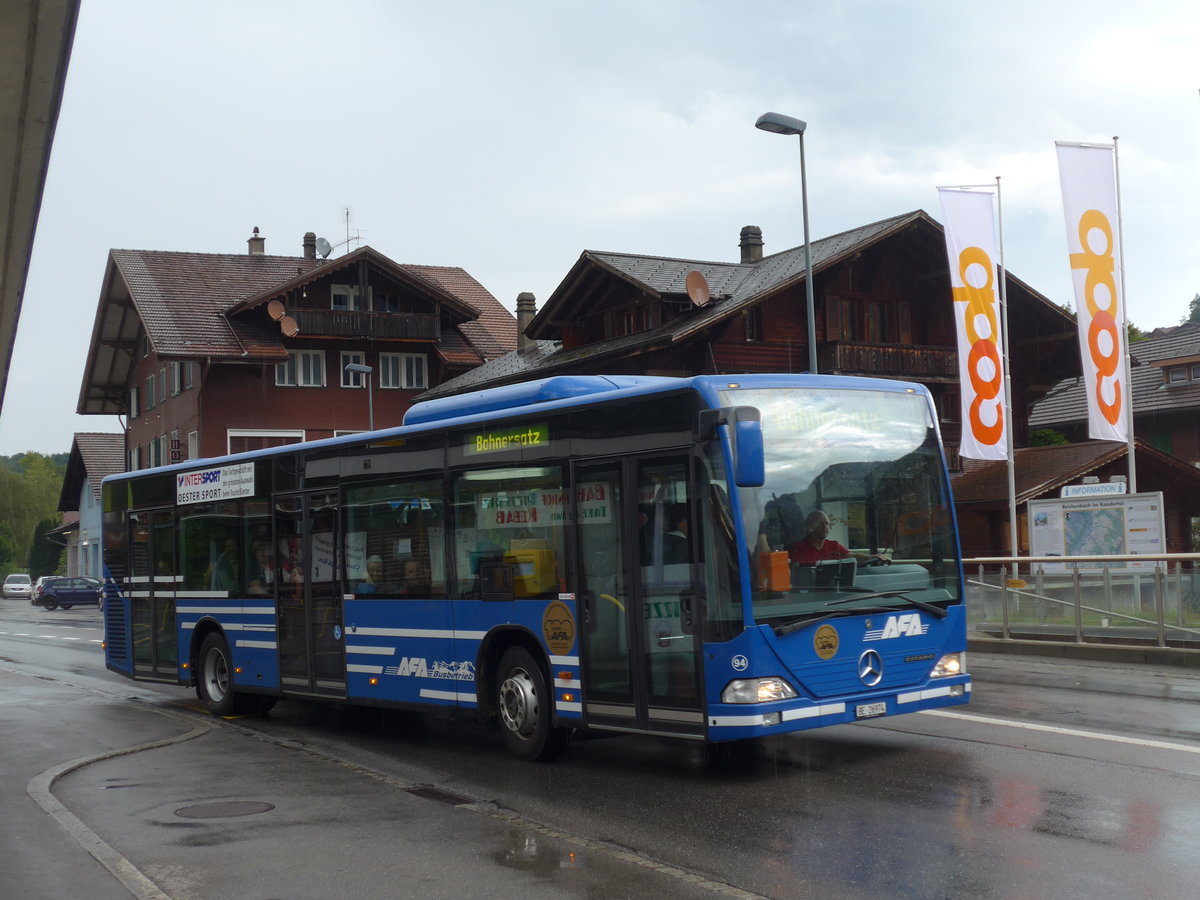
[0,0,80,413]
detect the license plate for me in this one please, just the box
[855,701,887,719]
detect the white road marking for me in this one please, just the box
[923,708,1200,755]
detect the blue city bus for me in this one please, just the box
[101,374,970,760]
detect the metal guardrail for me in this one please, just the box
[964,553,1200,650]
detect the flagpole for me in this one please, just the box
[1112,135,1137,492]
[995,176,1019,576]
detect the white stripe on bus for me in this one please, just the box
[345,645,396,656]
[234,640,277,650]
[419,689,478,703]
[349,627,486,640]
[347,664,384,674]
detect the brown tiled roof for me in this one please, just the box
[408,265,517,360]
[1029,323,1200,428]
[58,432,125,510]
[111,249,326,358]
[423,210,1074,400]
[949,438,1200,505]
[79,244,515,415]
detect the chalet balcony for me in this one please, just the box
[292,309,441,340]
[821,341,958,380]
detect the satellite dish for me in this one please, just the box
[280,315,299,337]
[316,237,332,259]
[685,270,711,308]
[267,299,286,321]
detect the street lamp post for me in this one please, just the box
[755,111,818,374]
[344,362,374,432]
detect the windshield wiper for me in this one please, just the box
[824,590,948,619]
[770,606,896,637]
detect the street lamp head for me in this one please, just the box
[344,363,373,374]
[755,111,807,136]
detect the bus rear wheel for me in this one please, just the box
[495,646,565,761]
[197,632,238,716]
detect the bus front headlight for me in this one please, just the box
[722,677,798,704]
[930,652,964,678]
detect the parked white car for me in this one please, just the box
[3,573,32,599]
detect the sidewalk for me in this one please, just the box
[0,665,725,900]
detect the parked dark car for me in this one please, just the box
[38,576,102,610]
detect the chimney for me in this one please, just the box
[302,232,317,259]
[247,226,265,255]
[739,226,763,263]
[516,292,537,353]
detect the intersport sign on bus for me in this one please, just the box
[1056,141,1129,444]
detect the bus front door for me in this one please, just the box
[275,491,345,698]
[575,456,704,738]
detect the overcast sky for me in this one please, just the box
[2,0,1197,455]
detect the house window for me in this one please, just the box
[149,435,166,468]
[129,445,140,471]
[1168,367,1187,384]
[374,292,401,313]
[840,298,894,343]
[380,353,427,389]
[275,350,325,387]
[188,431,199,460]
[1192,364,1200,381]
[130,386,140,418]
[158,368,167,404]
[227,429,304,454]
[146,374,156,410]
[341,351,367,388]
[744,308,762,342]
[170,362,182,396]
[185,362,195,390]
[331,284,367,311]
[940,390,961,423]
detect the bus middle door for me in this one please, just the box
[275,491,345,698]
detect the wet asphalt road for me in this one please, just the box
[3,600,1200,899]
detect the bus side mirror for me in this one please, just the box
[698,406,764,487]
[731,412,764,487]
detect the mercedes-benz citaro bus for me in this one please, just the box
[101,374,969,761]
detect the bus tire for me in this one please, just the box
[495,646,564,761]
[197,632,238,716]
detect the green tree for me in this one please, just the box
[1183,293,1200,326]
[0,453,64,569]
[0,520,17,574]
[1127,320,1147,343]
[1030,428,1070,447]
[28,518,64,579]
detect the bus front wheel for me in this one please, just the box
[197,633,237,716]
[495,646,565,761]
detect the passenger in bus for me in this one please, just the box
[663,505,689,565]
[397,559,432,596]
[355,555,387,595]
[247,544,274,596]
[210,538,239,592]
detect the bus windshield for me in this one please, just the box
[719,386,960,625]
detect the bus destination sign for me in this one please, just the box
[176,462,255,505]
[465,423,548,455]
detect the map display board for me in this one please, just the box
[1028,492,1165,571]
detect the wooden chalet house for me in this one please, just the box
[421,211,1079,469]
[1030,323,1200,467]
[77,230,516,467]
